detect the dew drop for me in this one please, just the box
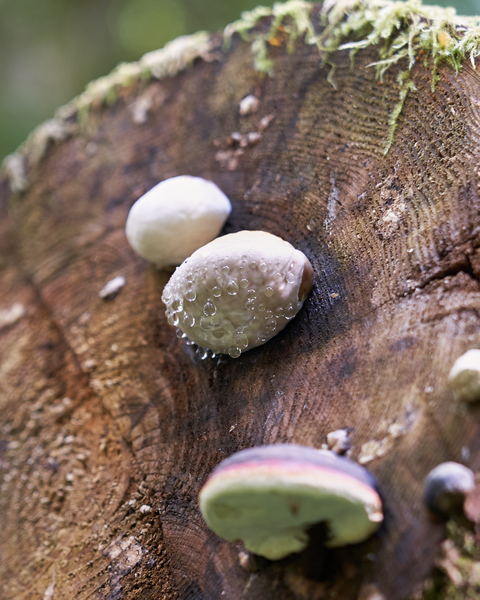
[227,280,239,295]
[239,278,249,289]
[203,300,216,317]
[235,333,249,349]
[222,265,230,275]
[186,272,195,283]
[168,313,179,326]
[185,289,196,302]
[286,272,296,284]
[258,304,266,312]
[162,289,172,302]
[285,304,296,319]
[185,338,194,346]
[259,261,268,273]
[274,272,283,283]
[245,299,256,311]
[183,313,195,327]
[264,286,274,297]
[247,289,257,299]
[212,286,222,297]
[176,328,186,339]
[265,318,277,334]
[196,347,208,360]
[216,276,223,285]
[171,299,184,313]
[212,323,225,338]
[275,307,284,318]
[228,346,242,359]
[258,334,267,343]
[250,261,258,270]
[250,316,261,330]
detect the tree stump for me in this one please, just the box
[1,2,480,598]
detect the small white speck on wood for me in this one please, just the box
[99,276,127,300]
[0,302,25,330]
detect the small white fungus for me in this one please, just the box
[125,175,231,269]
[162,230,313,358]
[448,349,480,402]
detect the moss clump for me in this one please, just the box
[225,0,480,152]
[410,520,480,600]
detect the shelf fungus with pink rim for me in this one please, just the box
[198,445,384,560]
[161,230,314,358]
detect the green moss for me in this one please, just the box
[224,0,480,153]
[410,519,480,600]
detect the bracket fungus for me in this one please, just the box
[199,444,383,560]
[161,230,314,358]
[448,349,480,403]
[125,175,231,269]
[423,462,475,517]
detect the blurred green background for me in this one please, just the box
[0,0,479,162]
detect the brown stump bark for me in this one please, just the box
[1,16,480,600]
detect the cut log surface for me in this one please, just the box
[1,11,480,600]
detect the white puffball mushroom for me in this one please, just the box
[125,175,232,269]
[448,349,480,402]
[162,230,314,358]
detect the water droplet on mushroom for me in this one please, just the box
[186,272,195,283]
[245,299,255,311]
[258,304,266,312]
[286,272,296,284]
[274,272,283,283]
[247,289,257,299]
[222,265,230,275]
[212,323,225,338]
[250,261,258,269]
[162,289,172,302]
[258,334,267,343]
[227,281,239,295]
[259,261,267,273]
[275,307,284,317]
[171,299,183,313]
[176,328,186,339]
[183,313,195,327]
[203,300,216,317]
[228,346,242,358]
[285,304,295,319]
[196,346,208,360]
[264,287,274,297]
[239,278,249,289]
[168,313,179,326]
[235,333,249,349]
[265,318,277,334]
[185,289,196,302]
[250,316,261,329]
[212,286,222,297]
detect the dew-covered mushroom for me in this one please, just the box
[423,461,475,517]
[161,230,314,358]
[125,175,231,269]
[199,444,383,560]
[448,349,480,403]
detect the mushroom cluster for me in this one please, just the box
[199,444,383,560]
[162,231,313,358]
